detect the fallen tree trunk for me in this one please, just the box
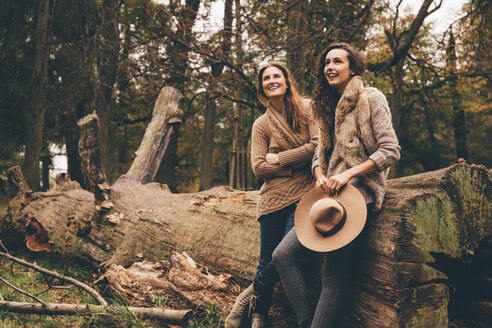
[1,85,491,327]
[0,300,192,324]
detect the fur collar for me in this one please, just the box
[335,76,364,135]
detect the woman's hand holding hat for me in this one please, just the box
[325,171,352,195]
[314,159,379,196]
[314,167,351,196]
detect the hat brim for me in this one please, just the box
[295,184,367,252]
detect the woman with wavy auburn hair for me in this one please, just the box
[225,61,318,328]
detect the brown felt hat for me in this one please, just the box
[295,184,367,252]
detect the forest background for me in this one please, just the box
[0,0,490,197]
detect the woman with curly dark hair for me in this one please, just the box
[273,43,400,327]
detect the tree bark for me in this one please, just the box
[77,113,109,196]
[95,0,119,182]
[199,97,216,191]
[23,0,52,191]
[65,105,85,188]
[41,144,51,191]
[388,56,405,178]
[7,166,32,199]
[2,85,491,327]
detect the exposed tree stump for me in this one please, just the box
[1,85,490,327]
[6,166,32,200]
[78,113,109,196]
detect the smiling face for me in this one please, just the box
[324,48,354,94]
[261,66,288,100]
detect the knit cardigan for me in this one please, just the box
[251,101,319,219]
[312,76,400,211]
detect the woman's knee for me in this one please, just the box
[272,246,282,266]
[272,244,289,268]
[272,242,297,269]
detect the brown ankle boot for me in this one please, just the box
[225,284,258,328]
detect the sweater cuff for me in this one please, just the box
[369,152,387,171]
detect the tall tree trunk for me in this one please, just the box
[23,0,52,191]
[199,0,232,191]
[229,0,248,190]
[420,93,441,171]
[155,131,179,193]
[285,0,307,91]
[446,30,468,161]
[0,1,25,75]
[40,143,51,191]
[234,0,244,153]
[95,0,119,182]
[65,103,84,188]
[389,57,405,178]
[199,98,216,191]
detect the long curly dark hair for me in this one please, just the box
[257,61,306,132]
[311,43,367,122]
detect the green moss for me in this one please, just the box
[446,167,492,243]
[405,196,461,258]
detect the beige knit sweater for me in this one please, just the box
[251,102,319,219]
[312,76,400,211]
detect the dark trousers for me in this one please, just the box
[253,203,296,313]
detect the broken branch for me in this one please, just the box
[0,277,45,305]
[0,251,107,306]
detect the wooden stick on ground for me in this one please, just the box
[0,251,107,306]
[0,300,192,325]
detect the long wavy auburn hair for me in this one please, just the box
[311,43,367,122]
[257,61,307,132]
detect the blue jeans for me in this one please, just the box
[253,203,296,313]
